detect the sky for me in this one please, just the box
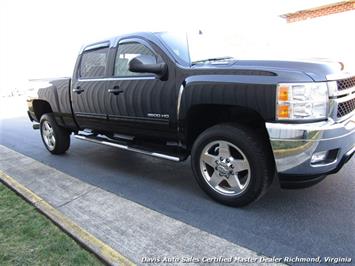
[0,0,352,92]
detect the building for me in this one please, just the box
[279,1,355,71]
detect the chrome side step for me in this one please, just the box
[74,134,181,162]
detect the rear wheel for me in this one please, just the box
[191,124,274,206]
[40,113,70,154]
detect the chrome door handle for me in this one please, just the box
[108,86,123,95]
[73,86,84,94]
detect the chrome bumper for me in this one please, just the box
[266,114,355,175]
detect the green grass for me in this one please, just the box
[0,183,103,266]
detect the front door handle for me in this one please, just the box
[73,86,84,94]
[108,86,123,95]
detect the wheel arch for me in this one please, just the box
[32,99,53,121]
[183,104,273,157]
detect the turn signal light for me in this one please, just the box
[278,86,289,101]
[277,105,289,118]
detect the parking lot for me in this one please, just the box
[0,112,354,261]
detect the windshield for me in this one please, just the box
[156,31,236,66]
[156,32,191,65]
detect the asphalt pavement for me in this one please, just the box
[2,145,271,265]
[1,115,354,261]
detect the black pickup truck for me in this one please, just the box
[27,32,355,206]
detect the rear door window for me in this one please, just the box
[79,48,108,78]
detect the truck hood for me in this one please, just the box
[233,59,343,81]
[193,59,344,82]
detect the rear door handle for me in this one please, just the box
[73,86,84,94]
[108,86,123,95]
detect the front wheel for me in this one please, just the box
[40,113,70,154]
[191,124,274,206]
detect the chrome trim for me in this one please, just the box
[266,118,355,141]
[329,85,355,98]
[327,81,338,97]
[311,158,338,168]
[199,140,251,196]
[266,114,355,174]
[150,152,180,161]
[74,135,180,162]
[77,77,156,82]
[334,90,355,103]
[326,72,355,81]
[176,84,184,120]
[346,145,355,156]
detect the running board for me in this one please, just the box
[74,134,182,162]
[32,124,40,130]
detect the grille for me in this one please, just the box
[337,97,355,118]
[337,76,355,91]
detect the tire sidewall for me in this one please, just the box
[191,124,268,206]
[40,113,70,154]
[40,115,55,152]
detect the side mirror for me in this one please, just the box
[128,55,167,79]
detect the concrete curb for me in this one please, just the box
[0,170,135,266]
[0,145,285,266]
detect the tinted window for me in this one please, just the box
[114,42,157,76]
[79,48,108,78]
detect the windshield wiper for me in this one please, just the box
[192,56,234,65]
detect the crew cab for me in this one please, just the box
[27,32,355,206]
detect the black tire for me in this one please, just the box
[191,124,274,207]
[40,113,70,154]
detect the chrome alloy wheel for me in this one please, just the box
[200,140,251,196]
[42,120,56,151]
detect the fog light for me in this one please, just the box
[311,151,328,164]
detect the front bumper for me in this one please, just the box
[266,115,355,187]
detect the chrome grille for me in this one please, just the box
[337,76,355,91]
[337,97,355,118]
[330,75,355,120]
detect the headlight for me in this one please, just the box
[276,82,329,121]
